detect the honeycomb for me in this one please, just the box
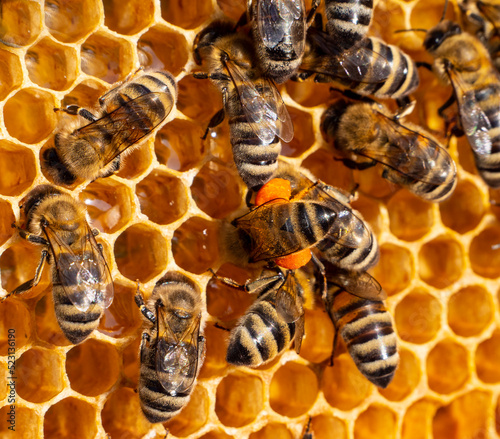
[0,0,499,438]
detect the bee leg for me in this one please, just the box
[134,284,156,324]
[214,322,231,332]
[306,0,321,26]
[437,93,456,119]
[311,253,327,304]
[12,223,50,246]
[394,98,416,120]
[201,107,226,140]
[97,155,121,179]
[416,61,433,72]
[333,156,376,171]
[211,268,285,296]
[54,105,98,122]
[92,228,99,236]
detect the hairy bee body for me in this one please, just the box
[46,70,177,185]
[424,20,500,187]
[137,273,205,424]
[322,100,458,202]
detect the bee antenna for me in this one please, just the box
[394,28,427,34]
[441,0,449,22]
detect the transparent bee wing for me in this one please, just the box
[478,0,500,29]
[275,271,303,323]
[268,77,295,142]
[44,223,114,312]
[328,268,387,301]
[257,0,304,49]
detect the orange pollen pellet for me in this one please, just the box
[275,248,312,270]
[255,178,292,206]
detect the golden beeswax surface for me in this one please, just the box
[0,0,500,438]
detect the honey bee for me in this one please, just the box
[2,185,114,344]
[424,19,500,187]
[213,268,306,367]
[248,0,320,83]
[323,265,398,388]
[193,20,294,189]
[134,273,205,423]
[44,69,177,185]
[322,99,458,202]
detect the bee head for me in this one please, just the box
[42,146,77,186]
[22,185,64,228]
[193,20,236,65]
[424,20,462,52]
[321,100,351,140]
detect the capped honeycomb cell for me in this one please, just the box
[44,397,97,439]
[16,347,63,403]
[0,0,41,47]
[270,362,318,417]
[116,138,154,180]
[0,406,40,438]
[198,324,230,379]
[475,331,500,383]
[66,340,120,396]
[0,141,36,196]
[402,398,441,439]
[249,423,293,439]
[215,372,264,427]
[469,225,500,278]
[354,404,397,439]
[439,180,485,234]
[136,170,188,225]
[322,354,372,410]
[419,235,464,288]
[310,414,347,439]
[155,119,207,172]
[81,31,134,83]
[35,291,72,346]
[45,0,101,43]
[172,217,220,275]
[0,49,23,100]
[0,199,14,246]
[387,191,434,241]
[4,88,56,144]
[433,391,491,439]
[427,339,469,394]
[114,223,168,282]
[0,300,31,356]
[379,348,420,402]
[281,108,314,157]
[299,308,335,364]
[372,243,414,295]
[138,26,189,75]
[165,385,209,437]
[103,0,154,35]
[25,37,78,91]
[448,285,493,337]
[192,160,242,219]
[160,0,214,29]
[395,289,441,344]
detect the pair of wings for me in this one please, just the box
[44,223,114,312]
[224,56,294,144]
[154,309,202,394]
[74,92,172,166]
[326,266,387,302]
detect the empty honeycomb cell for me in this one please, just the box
[102,387,150,438]
[44,0,101,43]
[114,223,168,282]
[286,81,335,108]
[25,37,78,91]
[0,49,22,100]
[35,292,71,346]
[3,88,56,144]
[103,0,154,35]
[172,217,220,275]
[81,32,135,83]
[427,339,469,394]
[0,361,6,400]
[310,414,347,439]
[299,308,335,364]
[138,26,189,75]
[402,398,441,439]
[206,263,257,321]
[0,199,14,246]
[198,324,229,379]
[281,108,314,157]
[0,141,36,196]
[99,282,142,338]
[395,290,441,344]
[0,0,41,47]
[475,331,500,383]
[215,372,263,427]
[136,170,188,225]
[66,339,120,396]
[350,194,383,237]
[354,404,397,439]
[439,180,485,234]
[469,226,500,278]
[121,337,140,386]
[379,348,420,402]
[160,0,214,29]
[249,423,293,439]
[199,430,233,439]
[448,285,493,337]
[387,191,434,241]
[192,160,242,219]
[165,385,209,437]
[355,165,398,199]
[155,119,207,171]
[117,137,155,180]
[410,0,456,36]
[177,75,221,121]
[270,362,318,417]
[372,243,414,296]
[16,347,63,403]
[80,179,134,233]
[0,300,30,356]
[433,390,491,439]
[0,406,40,438]
[322,353,372,410]
[419,236,465,288]
[44,397,97,439]
[217,0,247,21]
[61,79,108,109]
